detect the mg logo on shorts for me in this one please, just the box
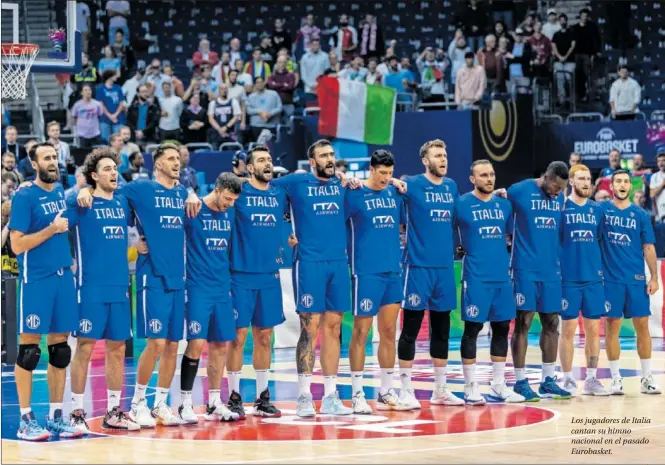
[515,293,526,307]
[233,309,239,320]
[605,301,611,313]
[301,294,314,309]
[561,299,569,311]
[79,319,93,334]
[465,305,479,318]
[149,319,163,333]
[189,321,201,335]
[360,298,373,313]
[25,314,40,330]
[407,293,421,307]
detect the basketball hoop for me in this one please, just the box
[1,44,40,101]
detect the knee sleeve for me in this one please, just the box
[48,341,72,369]
[490,320,511,357]
[429,311,451,360]
[397,310,424,361]
[16,344,41,371]
[539,312,560,334]
[460,321,484,360]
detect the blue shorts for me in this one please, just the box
[561,282,605,321]
[293,260,351,313]
[18,269,77,335]
[461,281,515,322]
[352,272,403,317]
[513,273,562,313]
[76,289,131,341]
[604,281,651,319]
[186,290,236,343]
[402,266,456,312]
[137,286,186,341]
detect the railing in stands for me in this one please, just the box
[566,112,605,123]
[416,102,459,111]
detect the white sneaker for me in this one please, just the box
[398,388,421,410]
[610,377,625,396]
[640,375,662,395]
[431,383,465,406]
[128,399,156,428]
[68,409,90,434]
[151,401,183,426]
[177,404,199,424]
[352,391,372,414]
[563,378,578,396]
[582,377,610,396]
[489,382,525,403]
[377,388,411,411]
[204,402,240,421]
[463,382,486,406]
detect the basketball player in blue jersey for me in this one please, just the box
[508,161,571,401]
[78,143,202,427]
[9,142,82,441]
[456,160,525,405]
[398,139,465,409]
[345,150,410,414]
[226,146,287,419]
[558,164,609,396]
[600,170,661,395]
[67,149,140,434]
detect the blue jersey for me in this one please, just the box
[599,202,655,284]
[507,179,564,281]
[230,183,287,273]
[345,185,404,275]
[273,173,347,262]
[8,184,71,283]
[185,201,234,298]
[120,180,187,290]
[560,199,603,283]
[96,83,126,125]
[403,175,458,268]
[456,192,512,282]
[69,195,132,301]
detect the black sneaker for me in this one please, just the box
[227,390,246,420]
[253,389,281,418]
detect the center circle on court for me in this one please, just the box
[88,401,555,441]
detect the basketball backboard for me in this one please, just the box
[1,0,81,74]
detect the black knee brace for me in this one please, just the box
[490,320,511,357]
[539,312,560,334]
[429,311,451,360]
[16,344,41,371]
[398,309,424,361]
[460,321,484,360]
[48,341,72,369]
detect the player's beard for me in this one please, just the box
[316,161,335,179]
[253,168,273,183]
[477,184,494,194]
[614,191,629,201]
[38,165,59,183]
[573,185,590,198]
[427,163,446,178]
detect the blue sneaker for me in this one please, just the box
[17,414,50,442]
[513,379,540,402]
[320,392,353,415]
[539,376,572,399]
[46,410,84,438]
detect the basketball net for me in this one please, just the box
[1,44,39,101]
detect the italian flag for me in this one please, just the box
[317,76,396,145]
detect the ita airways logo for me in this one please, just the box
[301,294,314,309]
[573,127,639,160]
[477,99,518,162]
[79,319,93,334]
[89,402,554,441]
[25,314,40,330]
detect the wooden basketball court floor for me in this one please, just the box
[2,336,664,464]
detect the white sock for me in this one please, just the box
[563,371,574,382]
[462,363,476,384]
[208,389,221,407]
[434,366,447,385]
[255,369,269,395]
[351,371,364,396]
[380,368,394,395]
[154,387,169,406]
[492,362,505,386]
[609,360,621,379]
[227,371,241,394]
[49,403,63,418]
[514,367,526,381]
[20,407,32,417]
[323,375,337,397]
[71,393,84,410]
[400,367,413,390]
[181,390,192,407]
[298,374,312,396]
[107,390,121,411]
[132,384,147,405]
[640,358,652,377]
[542,362,556,381]
[586,368,597,380]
